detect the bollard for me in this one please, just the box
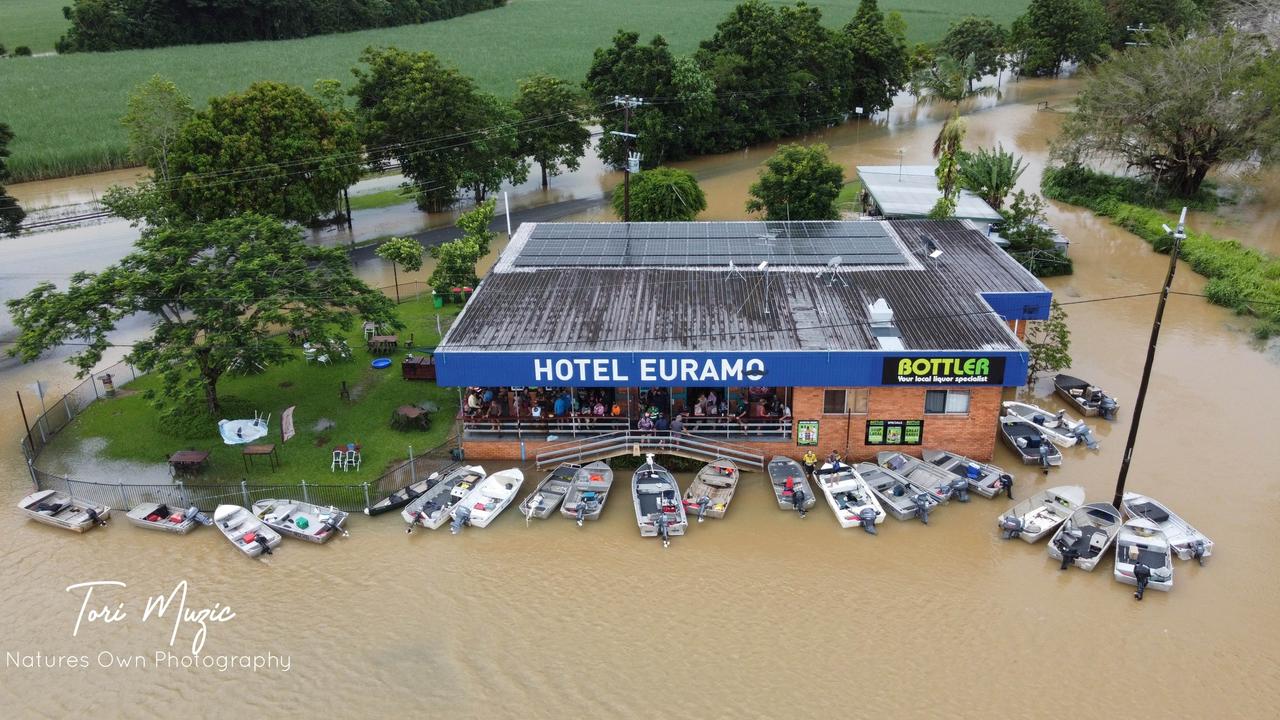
[241,479,250,506]
[301,478,310,504]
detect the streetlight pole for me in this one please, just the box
[1112,207,1187,509]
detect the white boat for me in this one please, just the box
[996,485,1086,543]
[1047,503,1123,572]
[252,499,349,543]
[1054,374,1119,420]
[126,502,210,534]
[921,449,1013,499]
[999,417,1063,468]
[402,465,485,532]
[814,463,885,533]
[213,504,282,557]
[766,456,816,516]
[519,464,578,522]
[18,489,109,532]
[683,458,739,521]
[451,468,524,533]
[877,451,959,502]
[632,454,687,547]
[857,462,942,524]
[561,461,615,525]
[1002,401,1099,450]
[1113,517,1174,598]
[1120,492,1213,563]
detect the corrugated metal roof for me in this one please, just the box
[858,165,1003,222]
[440,219,1046,354]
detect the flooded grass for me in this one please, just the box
[40,297,464,486]
[0,0,1032,181]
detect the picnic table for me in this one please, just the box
[168,450,210,475]
[368,335,398,353]
[391,405,431,431]
[241,443,279,472]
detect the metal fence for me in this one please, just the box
[19,359,140,463]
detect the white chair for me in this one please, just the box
[331,450,344,472]
[345,450,361,471]
[316,354,330,366]
[303,348,317,364]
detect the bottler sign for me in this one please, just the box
[881,356,1006,385]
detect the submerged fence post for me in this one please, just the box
[176,480,186,507]
[409,446,416,485]
[241,480,250,506]
[301,478,309,504]
[63,396,73,424]
[362,482,371,511]
[117,484,128,510]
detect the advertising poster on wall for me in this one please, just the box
[865,419,923,446]
[797,420,819,446]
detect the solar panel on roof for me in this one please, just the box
[515,221,906,267]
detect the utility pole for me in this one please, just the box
[1112,207,1187,509]
[1125,22,1153,48]
[610,95,644,222]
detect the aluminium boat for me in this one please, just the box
[364,466,450,516]
[1053,374,1119,420]
[922,449,1013,499]
[999,417,1063,468]
[683,458,739,521]
[857,462,942,524]
[252,499,349,543]
[126,502,210,534]
[1001,401,1099,449]
[214,504,281,557]
[402,465,486,532]
[766,456,816,517]
[519,463,578,522]
[996,485,1086,542]
[632,454,687,547]
[1047,503,1123,572]
[18,489,109,533]
[561,461,615,525]
[877,451,959,502]
[1114,517,1174,598]
[814,463,885,533]
[451,468,525,533]
[1120,492,1213,563]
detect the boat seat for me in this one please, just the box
[1129,502,1169,523]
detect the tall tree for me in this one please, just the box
[939,17,1009,90]
[121,75,193,183]
[842,0,912,113]
[428,239,483,297]
[746,144,844,221]
[513,74,592,188]
[457,94,528,202]
[456,198,498,255]
[162,81,361,224]
[375,236,424,304]
[0,123,25,236]
[1010,0,1110,77]
[1054,33,1280,196]
[1025,300,1072,382]
[584,31,691,167]
[6,213,397,416]
[929,119,968,218]
[958,144,1026,210]
[912,53,998,160]
[612,167,707,221]
[695,1,854,151]
[352,47,487,212]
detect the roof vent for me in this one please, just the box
[869,298,894,324]
[869,298,905,350]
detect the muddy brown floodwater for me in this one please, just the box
[3,77,1279,718]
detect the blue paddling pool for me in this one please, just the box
[371,357,392,369]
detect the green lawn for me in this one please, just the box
[0,0,69,53]
[0,0,1029,182]
[835,179,863,214]
[42,297,465,487]
[348,186,417,211]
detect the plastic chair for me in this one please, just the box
[345,450,361,471]
[331,450,344,472]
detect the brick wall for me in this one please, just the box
[462,385,1003,464]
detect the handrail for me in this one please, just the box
[535,430,765,471]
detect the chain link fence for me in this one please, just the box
[19,359,139,462]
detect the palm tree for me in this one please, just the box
[928,118,968,218]
[912,53,999,156]
[957,143,1026,210]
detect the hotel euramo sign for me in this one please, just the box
[434,350,1027,388]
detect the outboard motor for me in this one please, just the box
[526,493,544,523]
[575,501,587,526]
[913,493,932,525]
[1192,540,1207,565]
[998,515,1024,539]
[320,510,348,537]
[1099,396,1118,421]
[999,474,1014,500]
[85,508,107,527]
[858,506,878,535]
[185,506,212,526]
[254,534,273,555]
[655,513,671,548]
[1132,561,1151,600]
[695,495,711,523]
[1056,532,1081,570]
[1038,442,1052,470]
[450,506,471,535]
[793,488,808,518]
[949,477,970,503]
[1070,423,1100,451]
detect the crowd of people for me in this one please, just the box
[461,386,791,436]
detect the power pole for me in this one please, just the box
[1112,207,1187,509]
[610,95,644,222]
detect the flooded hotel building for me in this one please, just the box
[433,220,1050,465]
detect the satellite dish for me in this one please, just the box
[826,256,843,268]
[757,260,769,271]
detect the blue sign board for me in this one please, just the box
[435,350,1028,388]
